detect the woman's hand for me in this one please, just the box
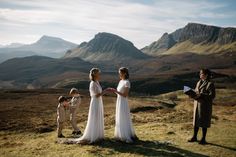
[103,88,111,94]
[63,102,69,108]
[110,88,117,93]
[96,88,111,97]
[189,92,201,100]
[194,91,201,99]
[102,87,129,97]
[115,87,129,97]
[104,88,116,93]
[97,88,110,97]
[195,93,201,98]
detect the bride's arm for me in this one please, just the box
[90,82,106,98]
[95,90,107,98]
[114,87,129,97]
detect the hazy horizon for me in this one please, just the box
[0,0,236,48]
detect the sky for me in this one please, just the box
[0,0,236,48]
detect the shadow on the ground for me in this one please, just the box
[94,139,209,157]
[207,142,236,151]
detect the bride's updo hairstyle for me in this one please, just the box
[119,67,129,79]
[89,68,100,81]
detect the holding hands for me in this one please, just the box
[104,86,129,97]
[104,87,117,94]
[63,101,70,108]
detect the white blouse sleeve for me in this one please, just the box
[89,81,98,97]
[124,80,131,88]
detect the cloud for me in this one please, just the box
[0,0,235,48]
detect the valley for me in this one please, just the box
[0,23,235,95]
[1,0,236,156]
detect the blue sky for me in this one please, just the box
[0,0,236,48]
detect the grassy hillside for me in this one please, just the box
[0,89,235,157]
[56,71,236,95]
[162,41,236,55]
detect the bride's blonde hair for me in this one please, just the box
[89,68,100,81]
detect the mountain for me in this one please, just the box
[141,33,177,55]
[24,35,77,56]
[142,23,236,55]
[0,36,77,63]
[0,25,235,92]
[0,56,94,88]
[64,32,149,62]
[2,43,25,48]
[177,23,236,44]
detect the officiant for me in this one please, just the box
[188,69,215,145]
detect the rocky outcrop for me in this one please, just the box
[178,23,236,44]
[142,23,236,55]
[141,33,177,55]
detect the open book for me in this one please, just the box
[183,86,197,98]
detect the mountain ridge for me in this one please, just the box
[141,23,236,55]
[0,35,78,63]
[0,22,235,90]
[64,32,150,62]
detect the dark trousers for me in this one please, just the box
[193,126,207,140]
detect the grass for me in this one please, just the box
[1,121,235,157]
[163,40,236,55]
[0,89,236,157]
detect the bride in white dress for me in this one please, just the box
[67,68,107,144]
[110,67,138,143]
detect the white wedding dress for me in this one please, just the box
[66,81,104,144]
[115,79,136,143]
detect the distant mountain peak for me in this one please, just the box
[142,23,236,56]
[179,23,236,44]
[40,35,51,39]
[64,32,149,62]
[92,32,135,47]
[95,32,119,37]
[0,35,78,63]
[2,43,24,48]
[94,32,128,41]
[162,32,169,36]
[37,35,65,43]
[141,32,176,55]
[31,35,77,49]
[185,22,220,29]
